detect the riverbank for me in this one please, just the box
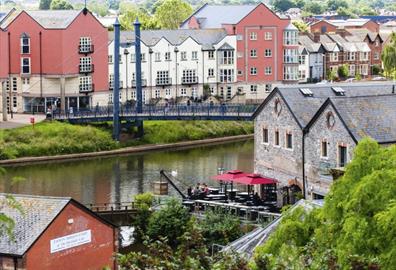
[0,120,253,163]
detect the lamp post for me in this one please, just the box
[174,46,179,104]
[148,47,153,104]
[124,48,129,104]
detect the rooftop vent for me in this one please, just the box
[332,87,345,96]
[299,88,313,97]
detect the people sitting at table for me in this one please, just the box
[253,192,262,206]
[202,183,209,195]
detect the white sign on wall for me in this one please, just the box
[50,230,92,253]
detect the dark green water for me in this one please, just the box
[0,140,254,204]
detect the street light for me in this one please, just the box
[148,47,153,104]
[174,46,179,104]
[124,48,129,104]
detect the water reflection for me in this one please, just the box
[0,140,253,204]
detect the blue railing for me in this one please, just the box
[53,104,258,121]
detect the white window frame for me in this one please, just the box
[79,37,92,53]
[79,57,92,73]
[21,36,30,54]
[156,71,170,85]
[208,68,214,77]
[182,69,197,84]
[192,51,198,60]
[250,32,257,40]
[165,52,171,61]
[181,51,187,61]
[265,32,272,40]
[155,52,161,61]
[250,85,257,92]
[250,49,257,58]
[79,76,93,92]
[250,67,257,75]
[265,49,272,57]
[219,69,233,83]
[265,66,272,75]
[208,51,214,59]
[180,88,187,96]
[21,57,31,74]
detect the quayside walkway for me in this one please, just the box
[52,104,258,123]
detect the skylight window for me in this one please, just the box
[332,87,345,96]
[299,88,313,97]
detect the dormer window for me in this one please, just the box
[21,33,30,54]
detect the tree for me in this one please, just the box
[337,6,353,16]
[327,68,338,81]
[292,20,308,33]
[119,5,157,30]
[381,33,396,79]
[337,64,349,78]
[327,0,348,11]
[272,0,295,12]
[154,0,193,29]
[88,1,109,17]
[303,1,324,14]
[50,0,73,10]
[39,0,52,10]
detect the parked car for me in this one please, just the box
[345,78,356,83]
[372,76,387,81]
[316,80,328,85]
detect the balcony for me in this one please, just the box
[109,80,123,90]
[79,83,94,93]
[181,76,198,85]
[156,77,172,86]
[79,45,94,54]
[79,64,94,73]
[132,79,147,88]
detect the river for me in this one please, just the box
[0,140,254,204]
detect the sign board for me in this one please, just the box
[50,230,91,253]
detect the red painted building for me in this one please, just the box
[0,8,108,113]
[0,194,117,270]
[181,3,298,99]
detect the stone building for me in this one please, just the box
[253,83,396,205]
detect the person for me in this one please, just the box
[253,192,261,206]
[203,183,209,195]
[187,186,192,198]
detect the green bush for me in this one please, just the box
[338,64,349,79]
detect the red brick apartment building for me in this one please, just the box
[181,3,299,99]
[0,8,108,113]
[0,194,117,270]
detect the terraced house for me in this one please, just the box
[253,83,396,205]
[0,8,108,114]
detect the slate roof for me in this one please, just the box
[346,29,379,42]
[180,4,257,28]
[254,83,395,129]
[327,33,370,52]
[330,95,396,143]
[0,194,70,256]
[109,29,228,49]
[25,10,81,29]
[299,35,323,53]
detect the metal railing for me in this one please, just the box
[86,202,137,212]
[79,44,94,54]
[156,77,172,86]
[79,83,95,93]
[79,64,94,73]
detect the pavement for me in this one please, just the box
[0,113,46,129]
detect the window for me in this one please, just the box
[250,85,257,92]
[12,77,17,92]
[219,69,233,82]
[237,51,243,58]
[346,52,355,61]
[338,145,347,167]
[192,51,198,60]
[208,68,214,77]
[131,53,136,63]
[265,32,272,40]
[79,37,92,53]
[180,88,187,96]
[262,128,269,144]
[208,51,214,59]
[181,51,187,61]
[141,53,146,62]
[22,77,30,85]
[192,87,198,98]
[265,84,272,92]
[165,88,171,96]
[21,57,30,74]
[250,49,257,58]
[226,86,232,100]
[108,93,113,103]
[284,49,298,63]
[156,71,170,85]
[329,52,338,62]
[182,69,197,84]
[131,90,136,100]
[274,130,280,146]
[79,76,93,92]
[21,34,30,54]
[321,140,328,158]
[237,70,243,76]
[349,64,355,76]
[119,54,123,64]
[109,74,114,89]
[298,55,306,65]
[283,65,298,80]
[360,64,368,75]
[79,57,92,72]
[283,30,298,45]
[375,40,380,47]
[250,67,257,75]
[285,132,293,149]
[219,50,234,65]
[236,35,243,41]
[108,55,113,64]
[299,70,306,80]
[155,89,160,98]
[374,52,379,60]
[165,52,171,61]
[360,52,368,61]
[265,66,272,75]
[265,49,272,57]
[210,87,215,95]
[250,32,257,40]
[155,52,161,61]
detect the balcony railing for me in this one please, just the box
[156,77,172,86]
[109,80,123,90]
[79,64,94,73]
[79,83,94,93]
[79,45,94,54]
[181,76,198,85]
[132,79,147,87]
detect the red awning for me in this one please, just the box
[232,174,277,185]
[212,170,248,182]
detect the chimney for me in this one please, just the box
[313,31,321,43]
[335,28,347,38]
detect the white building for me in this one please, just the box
[96,29,238,105]
[299,35,325,82]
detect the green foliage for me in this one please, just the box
[134,192,154,208]
[88,1,109,17]
[272,0,295,12]
[0,193,23,239]
[327,0,348,11]
[132,192,155,241]
[327,68,338,81]
[0,122,117,160]
[39,0,52,10]
[382,33,396,79]
[338,64,349,79]
[146,198,190,247]
[372,64,381,75]
[303,1,324,14]
[119,3,157,30]
[50,0,73,10]
[292,20,308,33]
[199,210,242,247]
[212,251,249,270]
[154,0,193,29]
[252,138,396,269]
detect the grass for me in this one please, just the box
[0,120,253,160]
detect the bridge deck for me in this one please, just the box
[53,104,257,123]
